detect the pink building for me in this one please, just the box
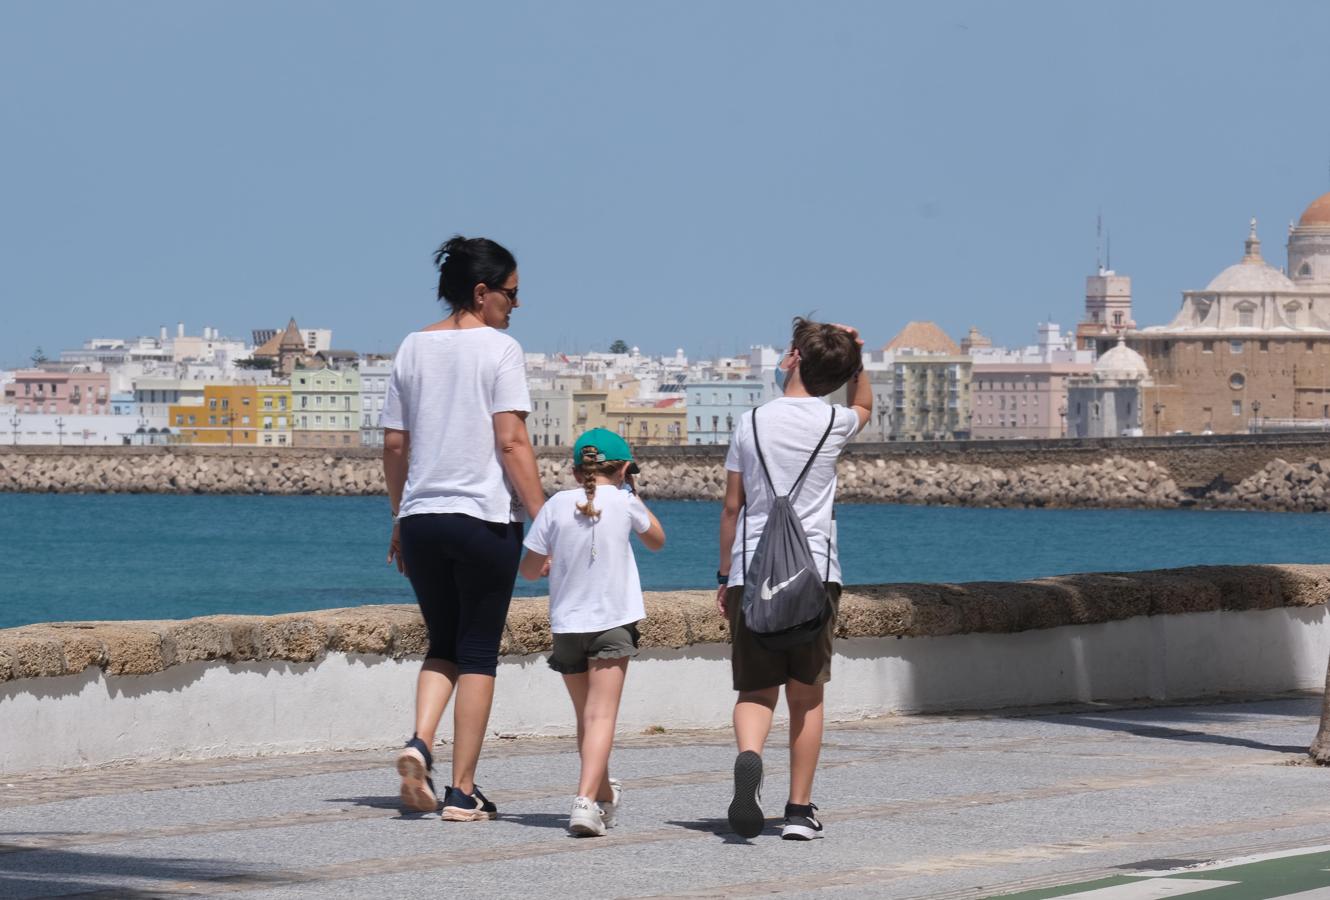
[970,363,1090,439]
[5,370,112,416]
[968,323,1093,439]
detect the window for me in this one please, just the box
[241,416,250,425]
[1237,304,1256,328]
[209,399,217,409]
[1308,341,1316,352]
[221,399,229,409]
[1300,262,1312,277]
[1232,400,1242,416]
[301,396,308,409]
[1230,341,1244,354]
[1202,341,1214,353]
[242,397,251,406]
[209,416,216,426]
[1260,341,1269,351]
[1229,373,1246,390]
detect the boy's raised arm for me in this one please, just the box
[847,367,872,432]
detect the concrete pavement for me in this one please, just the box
[4,694,1330,898]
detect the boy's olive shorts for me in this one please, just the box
[725,583,840,692]
[549,622,641,674]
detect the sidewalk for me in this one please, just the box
[3,695,1330,899]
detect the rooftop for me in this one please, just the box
[885,321,962,355]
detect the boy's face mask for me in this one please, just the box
[775,347,798,393]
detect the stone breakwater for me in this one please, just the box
[3,564,1327,683]
[1210,457,1330,512]
[3,445,1330,511]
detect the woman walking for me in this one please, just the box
[382,235,545,821]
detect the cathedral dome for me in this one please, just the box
[1204,218,1296,293]
[1094,339,1149,380]
[1205,261,1296,293]
[1298,192,1330,227]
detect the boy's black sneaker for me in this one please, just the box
[441,784,498,822]
[727,750,765,838]
[395,735,437,812]
[781,802,824,840]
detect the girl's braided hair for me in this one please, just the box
[573,445,624,519]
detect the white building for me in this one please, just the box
[358,358,392,448]
[1066,339,1152,438]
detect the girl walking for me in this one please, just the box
[519,428,665,836]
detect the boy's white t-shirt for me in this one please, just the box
[725,397,861,588]
[380,328,532,524]
[523,485,652,634]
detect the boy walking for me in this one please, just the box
[717,317,871,840]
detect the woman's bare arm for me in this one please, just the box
[493,411,545,521]
[383,428,409,574]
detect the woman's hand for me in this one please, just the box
[387,521,406,576]
[716,584,728,617]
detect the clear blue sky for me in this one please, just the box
[3,1,1329,367]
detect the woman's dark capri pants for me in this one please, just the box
[399,513,523,677]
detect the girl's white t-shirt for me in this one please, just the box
[725,397,861,587]
[381,328,532,524]
[523,485,652,634]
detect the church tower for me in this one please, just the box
[1076,269,1135,352]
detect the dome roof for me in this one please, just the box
[1204,218,1296,293]
[1094,339,1149,380]
[1299,192,1330,227]
[1205,261,1296,293]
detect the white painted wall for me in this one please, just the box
[4,606,1328,775]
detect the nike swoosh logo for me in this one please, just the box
[760,567,808,601]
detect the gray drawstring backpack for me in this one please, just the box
[741,407,836,650]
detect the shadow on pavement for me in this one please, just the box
[324,795,435,819]
[496,812,570,830]
[1047,715,1307,754]
[666,818,761,845]
[0,846,265,899]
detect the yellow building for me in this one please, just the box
[257,384,294,447]
[572,389,611,435]
[168,385,261,445]
[606,398,687,446]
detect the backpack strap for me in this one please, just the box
[742,406,839,578]
[788,408,837,502]
[751,406,777,496]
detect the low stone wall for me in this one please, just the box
[4,564,1328,684]
[8,437,1330,509]
[5,565,1330,774]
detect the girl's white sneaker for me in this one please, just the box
[568,796,606,837]
[601,779,624,828]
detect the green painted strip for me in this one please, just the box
[989,850,1330,900]
[985,875,1139,899]
[1154,851,1330,900]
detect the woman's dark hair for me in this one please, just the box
[432,236,517,312]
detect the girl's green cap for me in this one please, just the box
[573,428,640,473]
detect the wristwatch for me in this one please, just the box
[717,571,729,586]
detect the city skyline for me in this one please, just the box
[5,2,1330,368]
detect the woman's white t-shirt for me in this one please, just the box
[725,397,861,588]
[523,485,652,634]
[381,328,532,524]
